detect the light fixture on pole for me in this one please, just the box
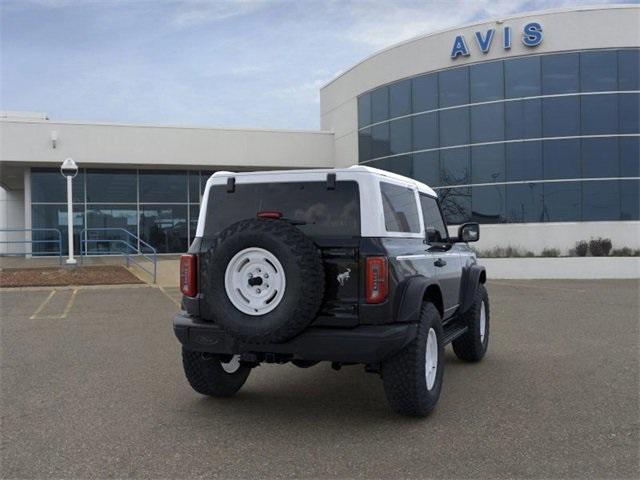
[60,157,78,265]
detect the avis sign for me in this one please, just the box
[450,22,543,59]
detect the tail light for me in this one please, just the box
[365,256,388,304]
[180,254,197,297]
[257,211,282,219]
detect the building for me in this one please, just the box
[1,5,639,256]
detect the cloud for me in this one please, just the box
[169,0,274,28]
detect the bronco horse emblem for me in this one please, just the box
[336,268,351,286]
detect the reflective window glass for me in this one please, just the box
[86,205,138,254]
[412,112,438,151]
[390,79,412,118]
[506,183,544,223]
[358,93,372,128]
[620,137,640,177]
[544,139,580,180]
[440,148,470,186]
[620,179,640,220]
[439,67,469,107]
[471,144,505,184]
[420,195,448,243]
[371,155,413,178]
[139,205,189,253]
[543,181,581,222]
[200,171,215,196]
[471,185,505,223]
[371,123,390,159]
[371,87,389,123]
[470,61,504,102]
[438,187,471,224]
[439,108,469,147]
[470,103,504,143]
[412,74,438,112]
[380,182,420,233]
[189,204,199,243]
[619,93,640,134]
[31,204,84,255]
[582,138,619,178]
[581,94,618,135]
[189,171,200,203]
[31,168,84,203]
[582,180,620,221]
[413,152,440,187]
[505,56,541,98]
[389,117,412,155]
[86,169,136,203]
[359,128,372,161]
[506,142,543,181]
[618,49,640,90]
[542,96,579,137]
[542,53,579,94]
[581,51,617,92]
[505,99,542,140]
[139,170,187,203]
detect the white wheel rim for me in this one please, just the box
[425,328,438,390]
[221,355,241,374]
[224,247,286,316]
[479,301,486,343]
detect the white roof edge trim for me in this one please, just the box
[349,165,438,197]
[320,4,639,91]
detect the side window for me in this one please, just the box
[380,182,420,233]
[420,194,448,243]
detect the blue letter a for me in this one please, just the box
[475,29,495,53]
[451,35,470,59]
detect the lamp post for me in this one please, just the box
[60,157,78,265]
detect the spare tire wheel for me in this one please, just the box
[200,218,325,344]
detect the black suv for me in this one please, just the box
[174,166,488,417]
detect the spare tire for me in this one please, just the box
[200,218,325,344]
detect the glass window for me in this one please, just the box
[358,93,372,128]
[371,87,389,123]
[31,204,84,255]
[413,152,440,187]
[471,144,505,184]
[200,171,215,196]
[189,204,200,242]
[470,103,504,143]
[542,96,580,137]
[620,179,640,220]
[139,205,189,253]
[412,74,438,113]
[420,194,448,242]
[440,148,470,186]
[31,168,84,203]
[380,182,420,233]
[439,67,469,107]
[438,187,471,224]
[439,108,469,147]
[544,139,580,180]
[581,94,618,135]
[188,171,200,203]
[412,112,438,151]
[470,61,504,102]
[618,49,640,91]
[505,99,542,140]
[542,53,579,94]
[389,117,412,155]
[619,93,640,134]
[471,185,505,223]
[505,56,541,98]
[86,169,136,203]
[581,51,617,92]
[86,205,138,254]
[506,183,544,223]
[620,137,640,177]
[582,138,619,178]
[359,128,372,162]
[372,155,413,178]
[543,181,581,222]
[506,142,543,181]
[582,180,620,221]
[139,170,187,203]
[389,79,412,118]
[371,123,390,159]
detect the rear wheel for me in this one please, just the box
[452,283,490,362]
[182,348,251,397]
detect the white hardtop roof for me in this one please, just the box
[209,165,437,197]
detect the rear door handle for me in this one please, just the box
[434,258,447,268]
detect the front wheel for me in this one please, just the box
[182,348,251,397]
[452,283,490,362]
[381,302,444,417]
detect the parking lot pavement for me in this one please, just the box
[1,280,638,479]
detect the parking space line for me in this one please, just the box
[158,285,181,307]
[29,290,56,319]
[29,289,79,320]
[60,289,79,318]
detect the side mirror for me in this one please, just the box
[457,222,480,243]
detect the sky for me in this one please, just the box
[0,0,633,130]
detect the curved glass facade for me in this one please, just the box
[358,49,640,224]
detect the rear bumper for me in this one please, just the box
[173,312,417,364]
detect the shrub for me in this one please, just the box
[476,246,534,258]
[611,247,640,257]
[574,241,589,257]
[589,237,612,257]
[540,248,560,257]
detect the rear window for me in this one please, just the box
[204,181,360,237]
[380,182,420,233]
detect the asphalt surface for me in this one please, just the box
[1,280,639,479]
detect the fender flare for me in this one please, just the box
[395,275,443,323]
[459,264,486,314]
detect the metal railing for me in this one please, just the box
[79,228,157,283]
[0,228,63,264]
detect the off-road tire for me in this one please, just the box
[452,283,489,362]
[182,348,251,397]
[381,302,444,417]
[200,218,325,344]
